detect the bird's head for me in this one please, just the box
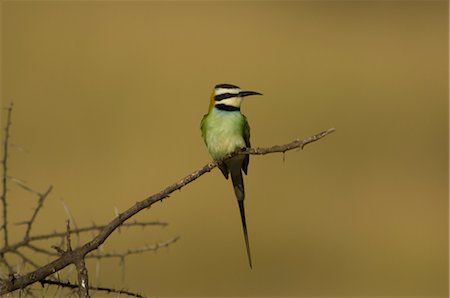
[209,83,262,111]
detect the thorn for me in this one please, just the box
[51,245,65,255]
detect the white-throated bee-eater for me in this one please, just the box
[200,83,262,268]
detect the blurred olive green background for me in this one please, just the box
[1,1,448,296]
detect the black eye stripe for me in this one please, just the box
[214,93,238,101]
[215,104,240,112]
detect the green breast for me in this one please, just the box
[201,108,247,160]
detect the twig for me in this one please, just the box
[25,244,58,257]
[0,128,335,294]
[85,236,180,259]
[61,200,80,247]
[1,103,13,247]
[30,220,167,242]
[74,257,89,298]
[66,220,72,252]
[23,186,53,240]
[39,279,145,298]
[0,221,167,255]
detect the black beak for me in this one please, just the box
[239,90,263,97]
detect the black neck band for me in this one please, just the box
[215,104,240,112]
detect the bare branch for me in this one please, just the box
[23,186,53,240]
[85,236,180,259]
[66,220,72,253]
[61,200,80,247]
[29,220,167,242]
[1,103,13,246]
[240,127,336,155]
[39,279,145,298]
[74,258,89,298]
[0,127,335,294]
[0,220,167,256]
[25,244,58,257]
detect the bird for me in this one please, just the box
[200,83,262,268]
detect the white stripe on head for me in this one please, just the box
[215,87,241,96]
[216,96,242,108]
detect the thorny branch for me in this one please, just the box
[23,236,179,260]
[86,236,180,260]
[66,220,73,252]
[39,279,145,298]
[23,186,53,240]
[0,123,335,294]
[0,220,168,256]
[0,104,180,296]
[1,103,13,246]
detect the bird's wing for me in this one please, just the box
[200,114,208,144]
[242,116,250,175]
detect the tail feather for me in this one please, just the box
[238,200,252,269]
[231,170,252,269]
[230,169,245,201]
